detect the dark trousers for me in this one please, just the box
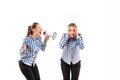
[61,59,81,80]
[19,61,40,80]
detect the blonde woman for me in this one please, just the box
[19,22,49,80]
[59,23,84,80]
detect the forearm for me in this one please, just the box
[41,42,47,51]
[59,34,69,49]
[77,35,84,49]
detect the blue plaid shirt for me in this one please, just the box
[19,35,47,66]
[59,33,84,65]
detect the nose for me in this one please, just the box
[70,31,74,34]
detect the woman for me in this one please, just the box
[19,22,49,80]
[59,23,84,80]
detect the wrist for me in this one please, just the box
[44,40,47,43]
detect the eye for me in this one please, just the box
[73,29,75,32]
[69,30,72,32]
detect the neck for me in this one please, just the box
[32,33,37,38]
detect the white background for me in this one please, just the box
[0,0,118,80]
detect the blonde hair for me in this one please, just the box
[68,23,77,28]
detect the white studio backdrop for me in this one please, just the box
[0,0,113,80]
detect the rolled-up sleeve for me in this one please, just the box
[77,34,84,49]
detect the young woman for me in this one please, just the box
[19,22,49,80]
[59,23,84,80]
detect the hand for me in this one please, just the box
[44,35,49,43]
[22,44,26,52]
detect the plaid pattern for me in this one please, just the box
[19,35,46,66]
[59,33,84,65]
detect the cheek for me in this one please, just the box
[38,28,42,32]
[73,31,76,34]
[35,29,39,33]
[37,28,41,32]
[38,29,40,32]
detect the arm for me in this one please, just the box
[22,44,26,51]
[37,36,47,51]
[77,34,84,49]
[59,33,69,49]
[20,38,28,53]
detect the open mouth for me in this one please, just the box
[39,32,41,34]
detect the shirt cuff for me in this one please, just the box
[64,33,69,39]
[43,42,47,47]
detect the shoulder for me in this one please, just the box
[24,36,29,40]
[23,36,31,41]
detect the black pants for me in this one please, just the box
[61,59,81,80]
[19,61,40,80]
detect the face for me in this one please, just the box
[33,24,42,36]
[67,26,77,38]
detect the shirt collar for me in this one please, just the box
[29,35,38,40]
